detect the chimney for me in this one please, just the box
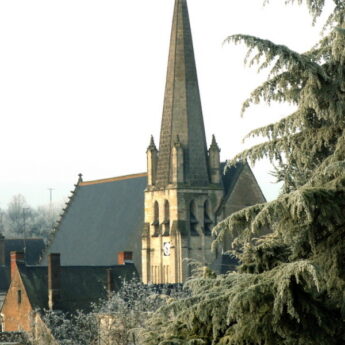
[106,268,114,294]
[0,234,5,266]
[48,253,61,310]
[118,251,133,265]
[10,251,24,281]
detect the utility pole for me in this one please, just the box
[22,208,30,263]
[48,188,54,207]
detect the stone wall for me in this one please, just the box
[142,186,224,284]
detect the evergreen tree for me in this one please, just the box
[143,1,345,344]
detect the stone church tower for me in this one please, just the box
[142,0,265,284]
[142,0,224,284]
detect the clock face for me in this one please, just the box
[163,242,171,256]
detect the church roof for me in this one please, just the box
[41,165,254,273]
[17,262,137,312]
[217,161,266,220]
[41,173,147,269]
[221,162,246,198]
[156,0,209,187]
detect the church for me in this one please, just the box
[42,0,265,284]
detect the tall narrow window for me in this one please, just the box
[204,200,212,236]
[152,201,159,236]
[190,200,198,236]
[163,200,170,236]
[17,289,22,305]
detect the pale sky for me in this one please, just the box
[0,0,331,208]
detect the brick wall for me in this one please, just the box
[1,264,33,332]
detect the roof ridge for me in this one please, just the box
[40,174,83,264]
[80,172,147,186]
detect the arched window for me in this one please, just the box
[204,200,212,236]
[162,200,170,236]
[190,200,198,236]
[152,201,159,236]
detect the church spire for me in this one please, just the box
[155,0,209,187]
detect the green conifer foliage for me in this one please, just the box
[143,1,345,344]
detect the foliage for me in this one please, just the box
[0,331,31,345]
[96,278,186,345]
[0,194,61,241]
[41,278,187,345]
[40,309,98,345]
[142,1,345,344]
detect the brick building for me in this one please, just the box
[42,0,266,283]
[1,252,136,333]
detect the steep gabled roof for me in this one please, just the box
[156,0,209,187]
[18,264,47,310]
[217,161,266,217]
[220,162,246,199]
[18,262,137,312]
[41,173,147,270]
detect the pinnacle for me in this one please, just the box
[147,135,158,151]
[210,135,220,152]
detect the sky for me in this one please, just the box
[0,0,331,208]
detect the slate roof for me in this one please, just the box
[2,239,45,266]
[221,161,266,204]
[0,267,10,292]
[41,165,251,273]
[221,162,245,198]
[0,239,45,293]
[42,173,147,270]
[18,262,137,312]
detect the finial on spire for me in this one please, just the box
[149,135,154,146]
[78,173,83,184]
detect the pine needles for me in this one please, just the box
[142,1,345,344]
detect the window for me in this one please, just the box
[152,201,160,236]
[190,200,198,236]
[162,200,170,236]
[204,200,212,236]
[17,289,22,305]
